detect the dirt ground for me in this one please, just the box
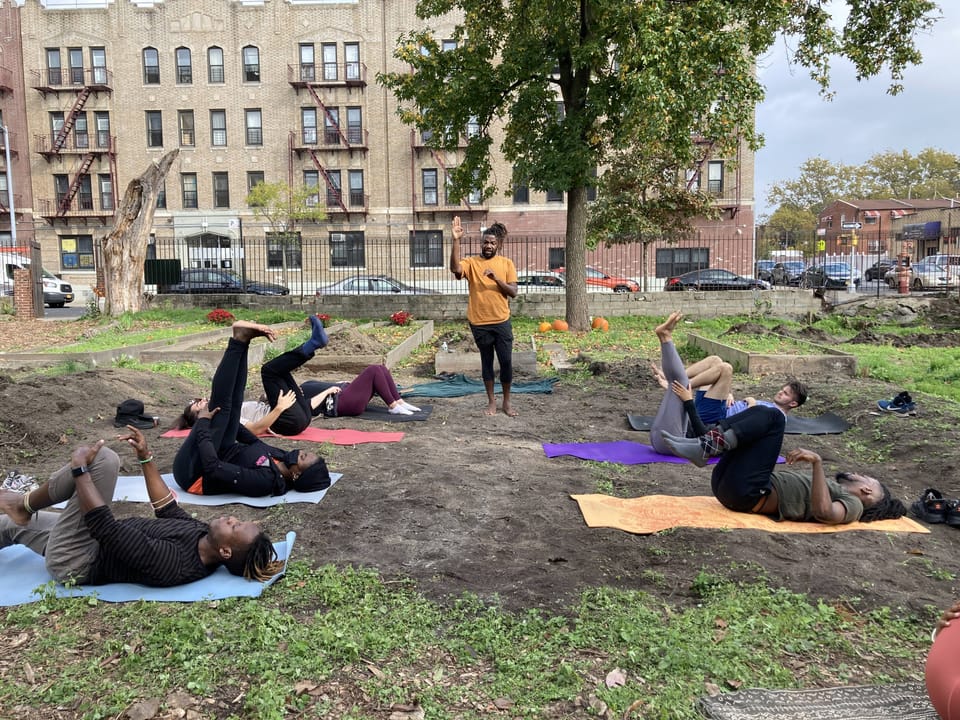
[1,307,960,627]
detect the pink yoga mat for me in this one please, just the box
[161,426,404,444]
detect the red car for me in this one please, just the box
[556,266,639,293]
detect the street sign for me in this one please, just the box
[841,222,862,229]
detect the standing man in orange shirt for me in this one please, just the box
[450,216,519,416]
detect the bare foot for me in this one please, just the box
[654,311,682,343]
[0,489,32,526]
[650,362,668,389]
[502,405,519,417]
[484,401,497,416]
[232,320,276,344]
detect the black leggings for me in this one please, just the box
[710,405,786,512]
[260,347,313,436]
[470,320,513,384]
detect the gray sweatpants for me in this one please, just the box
[0,447,120,583]
[649,341,691,455]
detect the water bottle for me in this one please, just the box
[441,341,449,353]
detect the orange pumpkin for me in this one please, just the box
[552,318,569,332]
[538,321,552,332]
[591,316,606,329]
[598,318,610,332]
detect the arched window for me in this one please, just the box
[208,47,224,83]
[142,47,159,84]
[242,46,260,82]
[175,47,192,84]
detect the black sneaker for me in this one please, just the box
[911,488,947,524]
[947,499,960,528]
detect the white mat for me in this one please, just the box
[53,473,342,508]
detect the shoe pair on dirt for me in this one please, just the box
[877,390,917,416]
[911,488,960,526]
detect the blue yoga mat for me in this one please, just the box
[402,374,559,398]
[0,532,295,606]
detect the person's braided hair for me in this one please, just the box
[224,531,284,581]
[837,474,907,522]
[483,222,508,248]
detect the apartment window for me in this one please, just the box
[513,183,529,204]
[301,108,318,144]
[212,172,230,208]
[145,111,163,147]
[77,175,93,210]
[344,42,360,81]
[324,108,341,145]
[60,235,95,270]
[329,231,365,267]
[181,173,198,209]
[54,175,69,207]
[299,43,315,81]
[466,116,480,138]
[707,161,723,195]
[91,48,107,85]
[46,48,62,85]
[346,107,362,144]
[210,110,226,146]
[267,232,303,269]
[74,113,89,149]
[176,47,192,84]
[99,174,114,211]
[326,170,342,207]
[546,188,563,202]
[245,109,262,146]
[68,48,84,85]
[410,230,443,268]
[156,182,166,209]
[178,110,195,147]
[247,171,265,201]
[655,247,710,278]
[422,169,438,206]
[348,170,364,207]
[49,112,65,140]
[243,46,260,82]
[208,47,224,83]
[0,173,7,198]
[95,112,110,148]
[322,43,337,81]
[468,178,482,206]
[142,48,160,84]
[303,170,319,206]
[441,39,457,52]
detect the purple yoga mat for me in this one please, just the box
[543,441,785,466]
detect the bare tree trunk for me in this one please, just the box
[564,186,590,332]
[101,149,179,316]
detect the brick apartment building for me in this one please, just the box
[817,199,958,258]
[0,0,755,296]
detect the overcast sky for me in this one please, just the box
[753,4,958,220]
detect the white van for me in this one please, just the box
[0,253,74,307]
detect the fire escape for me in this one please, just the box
[287,59,369,220]
[0,64,18,218]
[410,127,484,223]
[31,66,116,225]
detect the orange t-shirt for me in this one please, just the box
[459,255,517,326]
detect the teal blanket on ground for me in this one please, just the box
[402,374,559,398]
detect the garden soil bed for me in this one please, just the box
[0,314,959,631]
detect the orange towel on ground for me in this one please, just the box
[571,493,930,535]
[161,426,403,444]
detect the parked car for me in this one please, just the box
[1,254,74,306]
[883,259,959,290]
[770,261,806,286]
[800,262,855,290]
[316,274,438,296]
[516,271,565,290]
[0,282,70,308]
[555,265,639,293]
[863,258,896,282]
[164,268,290,295]
[664,268,769,291]
[754,259,776,282]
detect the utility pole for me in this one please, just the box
[0,125,17,248]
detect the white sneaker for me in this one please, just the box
[401,401,422,412]
[389,405,413,415]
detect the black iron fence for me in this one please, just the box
[142,226,759,296]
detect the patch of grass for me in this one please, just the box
[0,564,930,719]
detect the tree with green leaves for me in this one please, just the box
[381,0,937,331]
[586,143,719,291]
[246,181,327,285]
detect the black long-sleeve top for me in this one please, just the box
[82,502,216,586]
[681,398,709,437]
[193,417,288,496]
